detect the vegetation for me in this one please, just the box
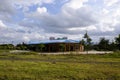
[80,33,120,51]
[83,31,92,51]
[115,34,120,50]
[0,50,119,80]
[0,44,14,50]
[16,42,28,50]
[98,37,110,51]
[59,44,65,52]
[36,44,45,52]
[0,34,120,52]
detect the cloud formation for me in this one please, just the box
[0,0,120,43]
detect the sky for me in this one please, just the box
[0,0,120,44]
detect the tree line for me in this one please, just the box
[80,32,120,51]
[0,34,120,51]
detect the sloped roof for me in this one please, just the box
[30,39,80,44]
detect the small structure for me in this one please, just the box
[29,39,84,52]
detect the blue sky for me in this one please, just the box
[0,0,120,44]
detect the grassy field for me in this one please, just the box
[0,50,120,80]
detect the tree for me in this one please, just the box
[59,44,65,52]
[37,44,45,52]
[84,31,92,45]
[98,37,109,51]
[109,41,117,51]
[0,44,14,50]
[115,34,120,50]
[16,42,28,50]
[80,39,85,45]
[83,31,92,52]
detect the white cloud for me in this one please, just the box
[64,0,88,9]
[25,0,98,35]
[99,24,115,32]
[12,0,54,12]
[104,0,119,7]
[0,20,7,28]
[102,9,109,14]
[0,0,120,43]
[12,0,54,7]
[68,25,97,31]
[37,7,47,14]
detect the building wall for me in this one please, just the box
[29,43,84,52]
[44,43,84,52]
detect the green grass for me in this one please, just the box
[0,51,119,80]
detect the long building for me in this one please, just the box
[29,39,84,52]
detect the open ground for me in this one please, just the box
[0,50,119,80]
